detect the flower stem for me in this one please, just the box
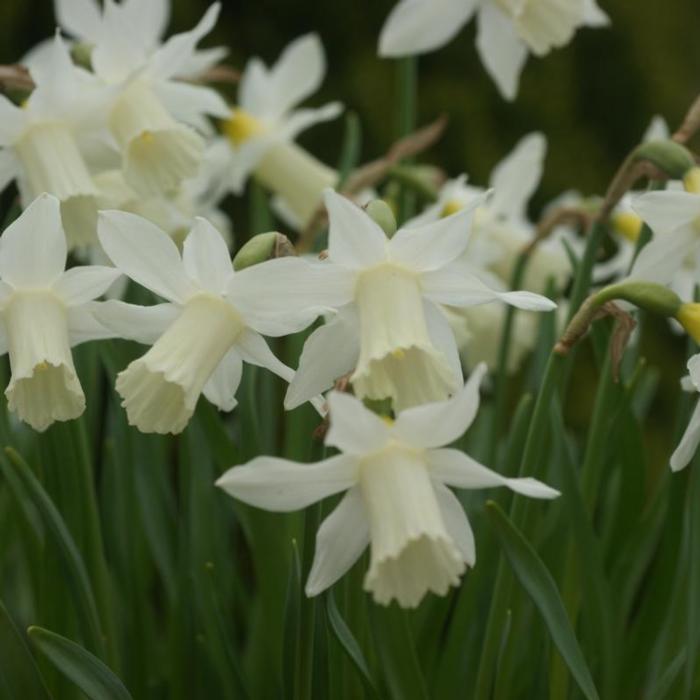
[396,56,417,223]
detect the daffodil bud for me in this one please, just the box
[633,140,696,180]
[683,166,700,194]
[611,211,643,242]
[70,42,93,70]
[389,164,442,201]
[676,304,700,343]
[233,232,295,271]
[365,199,397,238]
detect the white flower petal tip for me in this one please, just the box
[504,477,560,499]
[115,295,245,434]
[499,291,557,311]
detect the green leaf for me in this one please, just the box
[369,604,428,700]
[326,591,380,698]
[0,600,51,699]
[0,448,105,657]
[283,539,302,700]
[336,111,362,186]
[486,501,599,700]
[28,626,131,700]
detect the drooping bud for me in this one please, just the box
[676,304,700,343]
[611,211,643,242]
[233,232,295,271]
[365,199,397,238]
[70,42,93,70]
[634,140,696,180]
[683,166,700,194]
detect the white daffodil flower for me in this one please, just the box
[0,34,109,248]
[283,189,556,413]
[630,183,700,296]
[218,33,342,228]
[54,0,229,198]
[53,0,228,80]
[671,354,700,471]
[379,0,609,100]
[0,194,120,431]
[217,365,560,607]
[409,133,571,295]
[95,212,335,434]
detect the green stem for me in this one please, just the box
[488,251,529,466]
[396,56,417,223]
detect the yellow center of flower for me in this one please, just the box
[223,108,265,146]
[612,211,643,243]
[684,167,700,195]
[440,199,463,218]
[677,303,700,343]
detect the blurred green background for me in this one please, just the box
[1,0,698,211]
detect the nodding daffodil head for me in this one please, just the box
[677,303,700,344]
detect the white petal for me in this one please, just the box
[433,482,475,566]
[54,0,102,39]
[305,486,369,596]
[392,363,488,449]
[325,189,388,270]
[52,266,122,306]
[0,96,25,146]
[147,3,221,81]
[239,57,273,116]
[389,194,485,271]
[268,34,328,120]
[202,347,243,412]
[643,116,669,142]
[632,191,700,236]
[583,0,610,26]
[0,194,66,288]
[671,400,700,472]
[325,391,391,456]
[179,46,229,79]
[154,80,230,127]
[182,217,233,295]
[628,225,700,286]
[284,306,360,410]
[476,3,528,101]
[282,102,344,142]
[66,302,115,346]
[429,448,560,498]
[91,2,145,82]
[229,257,355,336]
[215,453,358,511]
[424,300,463,388]
[98,210,198,303]
[688,354,700,391]
[93,300,180,344]
[235,328,294,384]
[122,0,170,49]
[378,0,477,57]
[489,133,546,222]
[422,265,557,310]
